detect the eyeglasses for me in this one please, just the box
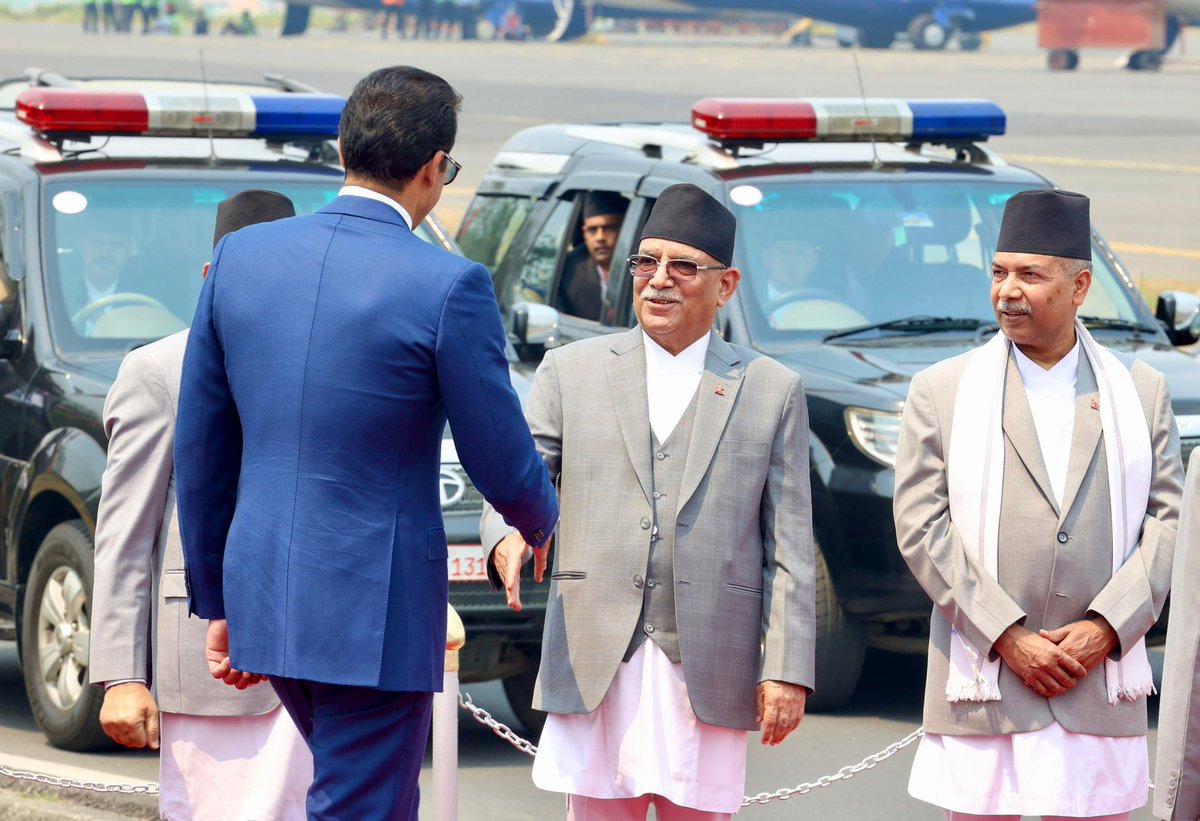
[440,152,462,186]
[627,253,727,282]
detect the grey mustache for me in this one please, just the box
[641,287,682,303]
[996,299,1032,315]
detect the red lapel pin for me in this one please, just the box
[715,384,726,396]
[1090,398,1100,411]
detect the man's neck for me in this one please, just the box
[643,329,708,357]
[344,176,423,226]
[1014,327,1078,371]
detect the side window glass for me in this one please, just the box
[554,191,630,323]
[457,195,535,273]
[516,199,573,305]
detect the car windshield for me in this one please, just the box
[41,175,447,355]
[730,180,1145,342]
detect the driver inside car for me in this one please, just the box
[756,209,865,330]
[69,216,135,335]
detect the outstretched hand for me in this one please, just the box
[490,532,550,612]
[205,619,266,689]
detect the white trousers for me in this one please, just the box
[568,794,732,820]
[944,812,1130,821]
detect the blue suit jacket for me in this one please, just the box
[175,195,558,691]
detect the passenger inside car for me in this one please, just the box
[555,191,628,322]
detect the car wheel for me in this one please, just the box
[1047,49,1079,71]
[502,665,547,737]
[21,521,112,751]
[807,542,867,711]
[907,14,948,50]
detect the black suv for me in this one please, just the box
[0,70,542,749]
[457,98,1200,709]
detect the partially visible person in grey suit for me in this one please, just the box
[894,189,1183,821]
[482,183,816,821]
[1155,447,1200,821]
[89,190,312,821]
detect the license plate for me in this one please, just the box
[448,544,489,582]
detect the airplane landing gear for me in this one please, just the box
[908,14,949,50]
[1047,49,1080,71]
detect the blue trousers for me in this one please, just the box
[271,677,434,821]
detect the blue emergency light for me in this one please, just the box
[691,98,1006,144]
[16,88,344,141]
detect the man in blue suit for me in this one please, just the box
[174,66,559,820]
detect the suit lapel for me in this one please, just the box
[1057,354,1102,523]
[678,333,745,511]
[1002,354,1060,517]
[604,329,654,505]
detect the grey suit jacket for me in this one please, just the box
[894,347,1182,737]
[89,330,278,717]
[481,329,816,730]
[1155,447,1200,820]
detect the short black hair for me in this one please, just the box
[339,66,462,188]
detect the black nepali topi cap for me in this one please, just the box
[213,189,296,250]
[581,191,628,219]
[996,189,1092,261]
[639,183,736,267]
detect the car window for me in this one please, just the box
[730,181,1142,339]
[457,194,535,274]
[553,191,630,323]
[41,178,447,354]
[515,199,573,306]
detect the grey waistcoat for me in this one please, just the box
[624,394,698,663]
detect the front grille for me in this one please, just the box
[440,463,484,515]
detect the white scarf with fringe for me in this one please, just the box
[945,318,1155,705]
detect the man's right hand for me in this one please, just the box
[994,624,1087,698]
[489,532,548,612]
[99,682,160,750]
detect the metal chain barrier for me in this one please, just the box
[458,689,925,808]
[0,762,159,795]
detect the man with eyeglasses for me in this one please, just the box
[174,66,557,820]
[484,183,815,820]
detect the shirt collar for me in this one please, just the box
[86,279,117,304]
[642,330,710,376]
[338,185,413,230]
[1013,338,1080,388]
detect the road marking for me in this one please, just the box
[1005,154,1200,175]
[1109,241,1200,261]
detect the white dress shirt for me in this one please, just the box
[338,185,413,230]
[908,338,1149,817]
[532,330,748,815]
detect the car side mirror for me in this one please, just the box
[511,302,561,362]
[1155,291,1200,346]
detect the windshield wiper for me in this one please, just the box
[1078,316,1159,335]
[823,316,996,343]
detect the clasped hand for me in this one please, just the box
[994,618,1118,698]
[489,531,550,612]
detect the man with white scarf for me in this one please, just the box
[894,188,1183,821]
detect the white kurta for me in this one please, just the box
[158,705,313,821]
[909,340,1149,817]
[531,332,748,814]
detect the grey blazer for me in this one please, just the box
[894,348,1181,737]
[481,329,816,731]
[1155,447,1200,820]
[89,330,278,717]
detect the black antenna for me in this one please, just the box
[198,48,217,164]
[851,46,882,170]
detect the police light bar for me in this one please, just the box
[690,98,1006,145]
[15,88,344,141]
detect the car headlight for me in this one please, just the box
[844,407,902,468]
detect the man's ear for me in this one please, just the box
[201,261,210,280]
[718,267,741,306]
[336,139,345,170]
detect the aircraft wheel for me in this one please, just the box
[857,27,895,49]
[1126,50,1164,72]
[959,32,983,51]
[907,14,949,50]
[1047,49,1079,71]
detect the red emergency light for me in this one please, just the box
[17,89,150,135]
[692,98,817,142]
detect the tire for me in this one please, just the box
[280,3,310,36]
[907,14,948,50]
[1047,49,1079,71]
[806,542,867,711]
[857,28,895,49]
[20,521,112,751]
[502,665,546,737]
[1127,50,1163,72]
[959,32,983,51]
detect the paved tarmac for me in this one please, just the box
[0,20,1193,820]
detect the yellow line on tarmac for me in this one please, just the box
[1005,154,1200,175]
[1110,242,1200,261]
